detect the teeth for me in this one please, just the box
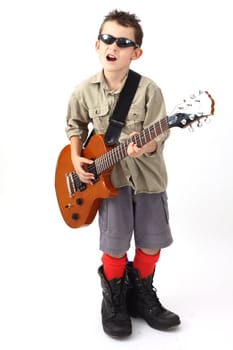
[107,54,116,61]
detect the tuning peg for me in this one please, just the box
[205,116,211,124]
[189,114,195,121]
[188,125,194,132]
[191,90,203,98]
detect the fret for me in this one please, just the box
[150,125,156,139]
[144,129,151,144]
[143,129,150,144]
[119,144,124,159]
[99,158,104,173]
[107,153,113,168]
[116,147,122,162]
[159,120,164,134]
[111,149,117,165]
[137,134,143,147]
[148,126,153,140]
[102,156,108,172]
[95,158,102,175]
[155,122,161,137]
[141,130,147,146]
[117,144,128,160]
[121,144,128,159]
[162,117,168,132]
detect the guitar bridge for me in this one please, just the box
[65,172,86,197]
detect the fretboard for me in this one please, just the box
[94,116,169,175]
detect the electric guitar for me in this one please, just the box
[55,90,215,228]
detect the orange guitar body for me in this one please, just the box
[55,134,118,228]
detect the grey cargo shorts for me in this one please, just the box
[98,186,173,256]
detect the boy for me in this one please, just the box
[65,9,180,338]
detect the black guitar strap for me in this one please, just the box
[104,69,141,146]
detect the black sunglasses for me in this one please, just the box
[98,34,139,48]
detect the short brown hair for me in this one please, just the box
[98,9,143,47]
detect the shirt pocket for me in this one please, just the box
[124,106,146,133]
[89,104,110,134]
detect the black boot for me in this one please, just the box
[126,262,180,330]
[98,265,132,338]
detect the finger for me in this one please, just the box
[80,157,94,165]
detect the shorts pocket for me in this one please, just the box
[161,192,169,224]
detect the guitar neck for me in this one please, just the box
[94,116,169,175]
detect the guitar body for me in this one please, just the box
[55,134,118,228]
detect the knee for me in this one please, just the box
[140,248,160,255]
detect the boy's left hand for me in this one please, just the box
[127,132,157,158]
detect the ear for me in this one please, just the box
[95,40,100,52]
[131,48,143,61]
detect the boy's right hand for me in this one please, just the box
[72,155,95,184]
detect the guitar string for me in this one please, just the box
[71,90,214,191]
[73,93,213,182]
[93,117,168,173]
[90,118,168,175]
[86,118,168,176]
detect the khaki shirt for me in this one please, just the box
[65,70,170,193]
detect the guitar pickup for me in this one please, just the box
[77,181,86,192]
[87,162,98,184]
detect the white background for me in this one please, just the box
[0,0,233,349]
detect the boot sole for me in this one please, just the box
[129,311,181,330]
[103,328,132,338]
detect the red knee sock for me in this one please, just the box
[101,253,127,281]
[133,248,161,279]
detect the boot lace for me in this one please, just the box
[136,275,164,312]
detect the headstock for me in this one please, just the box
[167,90,215,129]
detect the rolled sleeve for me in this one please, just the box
[65,91,90,142]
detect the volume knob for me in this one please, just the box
[76,198,83,205]
[71,213,79,221]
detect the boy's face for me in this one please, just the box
[95,20,142,74]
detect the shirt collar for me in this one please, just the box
[90,70,128,94]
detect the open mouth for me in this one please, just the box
[106,54,117,62]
